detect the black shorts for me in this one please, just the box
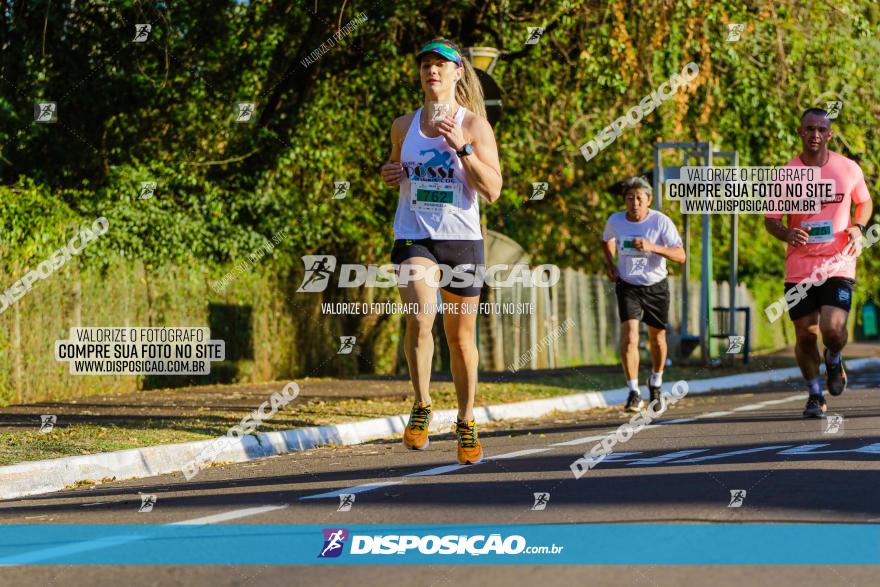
[615,278,670,329]
[784,277,854,321]
[390,238,485,297]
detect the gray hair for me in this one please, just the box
[620,176,652,198]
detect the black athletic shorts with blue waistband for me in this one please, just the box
[391,238,485,298]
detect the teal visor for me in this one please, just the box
[416,41,463,67]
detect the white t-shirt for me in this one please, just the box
[602,209,683,286]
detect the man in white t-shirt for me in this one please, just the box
[602,176,686,413]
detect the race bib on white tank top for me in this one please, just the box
[393,107,482,240]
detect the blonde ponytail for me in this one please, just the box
[456,54,486,120]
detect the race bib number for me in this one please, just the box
[803,220,834,244]
[409,180,463,214]
[620,236,645,256]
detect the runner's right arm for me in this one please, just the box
[764,217,809,247]
[602,238,619,281]
[380,115,408,187]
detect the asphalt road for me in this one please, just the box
[1,368,879,585]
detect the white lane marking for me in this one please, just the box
[732,404,766,412]
[299,481,402,500]
[627,449,709,466]
[596,452,643,462]
[762,397,804,405]
[302,393,808,499]
[778,444,829,455]
[672,445,792,464]
[488,448,552,460]
[170,504,289,525]
[550,435,610,447]
[405,464,467,477]
[694,411,733,419]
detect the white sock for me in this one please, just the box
[627,379,640,395]
[650,371,663,387]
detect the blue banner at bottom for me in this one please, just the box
[0,524,877,565]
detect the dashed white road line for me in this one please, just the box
[405,464,467,477]
[296,393,807,500]
[626,449,709,466]
[170,504,289,525]
[298,481,402,500]
[488,448,553,460]
[673,445,792,464]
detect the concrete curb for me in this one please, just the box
[2,357,878,501]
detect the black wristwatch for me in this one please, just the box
[856,223,867,236]
[456,143,473,158]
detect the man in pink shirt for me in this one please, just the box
[765,108,873,418]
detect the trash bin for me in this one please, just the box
[862,300,878,339]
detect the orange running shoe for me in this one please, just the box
[403,401,432,450]
[456,419,483,464]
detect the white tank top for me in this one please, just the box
[393,106,482,240]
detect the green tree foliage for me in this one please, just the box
[1,0,878,293]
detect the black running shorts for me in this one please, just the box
[784,277,854,321]
[615,278,670,329]
[391,238,485,298]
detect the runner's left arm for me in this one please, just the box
[436,113,502,202]
[637,242,686,263]
[633,218,686,263]
[844,197,873,256]
[843,169,873,256]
